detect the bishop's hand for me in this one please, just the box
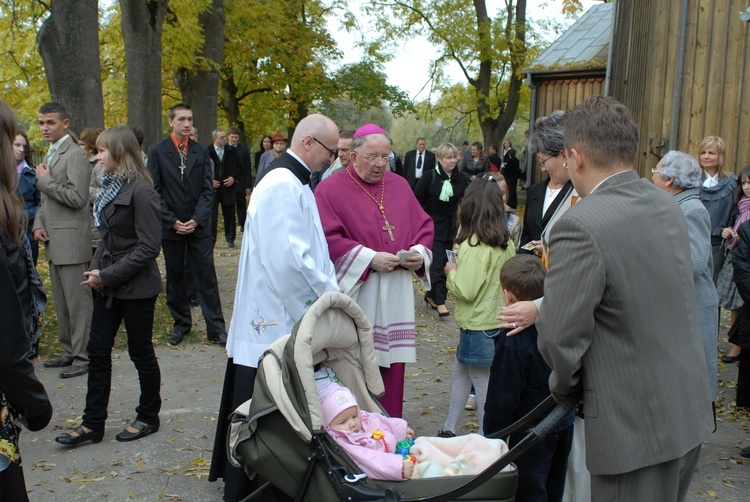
[371,252,401,273]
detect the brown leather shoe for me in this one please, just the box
[44,356,74,368]
[60,365,88,379]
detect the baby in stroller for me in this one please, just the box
[318,371,416,481]
[316,368,511,482]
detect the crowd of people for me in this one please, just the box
[1,94,748,501]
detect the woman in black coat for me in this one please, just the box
[0,100,53,501]
[414,142,470,317]
[55,126,163,447]
[730,220,750,402]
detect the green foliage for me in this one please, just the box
[0,0,50,148]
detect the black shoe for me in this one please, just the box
[424,294,437,311]
[741,446,750,459]
[437,307,451,318]
[208,333,228,345]
[60,365,88,379]
[168,331,185,346]
[722,354,741,363]
[227,241,235,248]
[115,419,159,442]
[437,430,456,438]
[55,425,104,446]
[44,355,73,368]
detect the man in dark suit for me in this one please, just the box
[148,103,227,346]
[208,128,241,248]
[537,96,712,500]
[402,137,436,189]
[227,127,251,231]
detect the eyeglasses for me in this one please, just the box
[355,152,391,165]
[537,155,555,168]
[313,137,337,158]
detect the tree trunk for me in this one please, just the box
[120,0,168,150]
[37,0,104,132]
[475,0,527,148]
[174,0,225,144]
[220,67,247,144]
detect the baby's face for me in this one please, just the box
[329,406,361,432]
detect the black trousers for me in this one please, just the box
[212,198,236,244]
[209,360,260,501]
[427,239,452,306]
[235,190,247,230]
[0,461,29,502]
[83,295,161,431]
[162,236,226,338]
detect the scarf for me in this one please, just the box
[729,197,750,252]
[93,172,124,227]
[437,165,453,202]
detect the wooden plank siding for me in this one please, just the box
[529,74,606,181]
[609,0,750,176]
[527,0,749,180]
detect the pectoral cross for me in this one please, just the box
[382,217,395,241]
[178,144,187,180]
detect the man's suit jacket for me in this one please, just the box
[231,143,252,191]
[33,135,92,265]
[148,137,214,241]
[536,170,713,476]
[402,149,436,189]
[519,179,571,249]
[208,144,241,206]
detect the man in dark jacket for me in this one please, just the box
[208,128,241,248]
[147,103,227,346]
[227,127,252,231]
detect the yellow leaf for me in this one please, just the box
[137,458,145,469]
[706,490,718,499]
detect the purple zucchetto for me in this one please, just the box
[353,124,388,139]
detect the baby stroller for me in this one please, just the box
[228,292,576,502]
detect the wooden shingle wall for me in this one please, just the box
[610,0,750,175]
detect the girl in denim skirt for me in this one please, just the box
[440,177,516,436]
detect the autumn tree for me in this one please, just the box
[366,0,530,148]
[37,0,105,132]
[120,0,168,147]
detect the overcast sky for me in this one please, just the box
[328,0,599,100]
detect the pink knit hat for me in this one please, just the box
[320,384,359,427]
[353,123,388,139]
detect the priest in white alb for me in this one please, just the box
[210,114,340,501]
[315,124,434,417]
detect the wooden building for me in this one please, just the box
[524,0,750,181]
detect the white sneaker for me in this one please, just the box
[465,394,477,410]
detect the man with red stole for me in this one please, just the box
[315,124,434,417]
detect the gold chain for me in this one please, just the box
[346,166,385,213]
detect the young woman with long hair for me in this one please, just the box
[55,126,164,447]
[0,100,52,500]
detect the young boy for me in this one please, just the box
[483,254,575,501]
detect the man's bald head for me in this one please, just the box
[290,114,339,172]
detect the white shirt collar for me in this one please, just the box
[49,134,70,151]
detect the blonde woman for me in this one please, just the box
[698,136,737,283]
[56,126,163,446]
